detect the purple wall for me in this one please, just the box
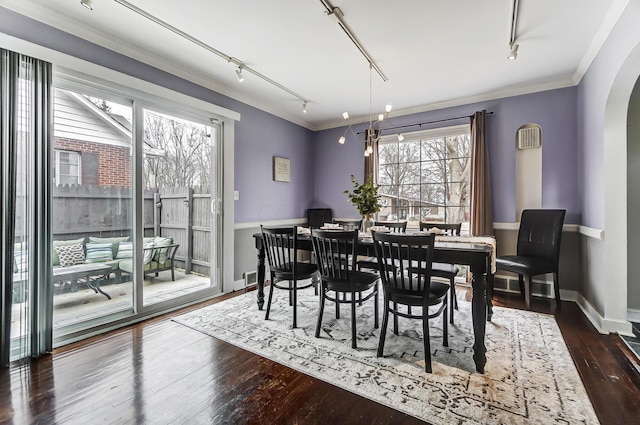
[313,87,580,223]
[0,7,315,223]
[577,2,640,229]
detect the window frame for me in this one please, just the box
[54,149,82,186]
[377,123,471,229]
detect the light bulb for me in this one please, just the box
[385,105,392,113]
[338,135,346,144]
[378,113,384,121]
[302,102,307,114]
[364,150,370,157]
[342,112,349,120]
[235,67,245,82]
[367,145,373,154]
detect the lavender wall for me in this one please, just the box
[577,2,640,230]
[0,7,315,223]
[313,87,580,224]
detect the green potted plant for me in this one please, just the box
[344,174,382,231]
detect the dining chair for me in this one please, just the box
[356,221,407,272]
[306,208,333,229]
[261,225,319,328]
[419,222,462,323]
[311,229,379,349]
[372,231,449,373]
[495,209,566,310]
[333,218,363,231]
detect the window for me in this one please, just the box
[54,149,81,186]
[377,124,471,230]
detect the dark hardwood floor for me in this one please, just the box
[1,287,640,425]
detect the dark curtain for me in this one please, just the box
[469,110,494,236]
[1,49,53,366]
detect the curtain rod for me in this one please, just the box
[356,111,494,135]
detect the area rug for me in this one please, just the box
[173,287,599,424]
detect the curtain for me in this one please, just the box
[364,129,379,184]
[1,49,53,366]
[469,110,494,236]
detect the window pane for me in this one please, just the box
[378,124,470,229]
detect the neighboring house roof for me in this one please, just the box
[53,89,164,157]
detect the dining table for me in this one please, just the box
[252,230,495,373]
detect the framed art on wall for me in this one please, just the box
[273,156,290,182]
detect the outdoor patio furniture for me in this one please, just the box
[118,243,180,281]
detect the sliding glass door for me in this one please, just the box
[141,108,219,306]
[51,88,134,329]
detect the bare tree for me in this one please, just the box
[143,112,211,190]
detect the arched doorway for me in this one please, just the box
[603,41,640,334]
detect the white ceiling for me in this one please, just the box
[0,0,628,130]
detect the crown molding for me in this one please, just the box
[573,0,630,85]
[313,78,577,131]
[0,2,314,131]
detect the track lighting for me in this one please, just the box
[507,43,519,60]
[339,136,346,144]
[397,133,405,142]
[302,102,307,114]
[81,0,93,10]
[235,67,245,82]
[342,112,349,120]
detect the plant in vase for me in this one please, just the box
[343,174,381,232]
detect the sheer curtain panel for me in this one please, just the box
[1,49,53,366]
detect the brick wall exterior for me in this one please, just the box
[55,138,132,188]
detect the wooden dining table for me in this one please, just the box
[252,231,495,373]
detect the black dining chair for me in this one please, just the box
[306,208,333,229]
[261,225,319,328]
[495,209,566,310]
[333,218,363,231]
[419,222,462,323]
[357,221,407,271]
[311,229,379,349]
[372,231,449,373]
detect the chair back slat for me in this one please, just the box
[373,232,435,295]
[311,229,357,280]
[419,222,462,236]
[516,209,566,263]
[374,221,407,233]
[261,226,298,273]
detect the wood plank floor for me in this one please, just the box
[1,287,640,425]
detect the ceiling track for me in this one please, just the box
[319,0,388,82]
[112,0,308,103]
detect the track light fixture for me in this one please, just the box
[235,66,245,82]
[338,64,392,157]
[507,0,520,60]
[81,0,94,10]
[302,102,307,114]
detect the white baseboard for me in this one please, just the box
[230,279,246,292]
[564,290,634,336]
[628,308,640,324]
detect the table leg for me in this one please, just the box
[257,245,266,310]
[487,273,495,321]
[87,274,112,300]
[471,267,487,374]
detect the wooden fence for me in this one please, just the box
[30,185,214,276]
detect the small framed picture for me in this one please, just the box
[273,156,291,182]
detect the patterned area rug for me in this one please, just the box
[173,287,599,424]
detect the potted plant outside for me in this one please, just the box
[343,174,382,231]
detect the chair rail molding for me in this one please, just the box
[235,218,307,230]
[493,222,603,240]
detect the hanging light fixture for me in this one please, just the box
[507,0,520,60]
[80,0,94,10]
[235,66,245,82]
[302,101,308,114]
[338,64,392,156]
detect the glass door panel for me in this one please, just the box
[51,88,133,330]
[142,109,216,305]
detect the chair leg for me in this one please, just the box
[315,284,326,338]
[374,282,379,329]
[442,300,448,347]
[553,272,561,308]
[351,290,357,349]
[265,275,275,320]
[292,279,299,328]
[523,275,532,310]
[518,275,525,300]
[393,301,399,335]
[449,278,455,324]
[423,305,432,373]
[377,296,390,357]
[336,292,341,319]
